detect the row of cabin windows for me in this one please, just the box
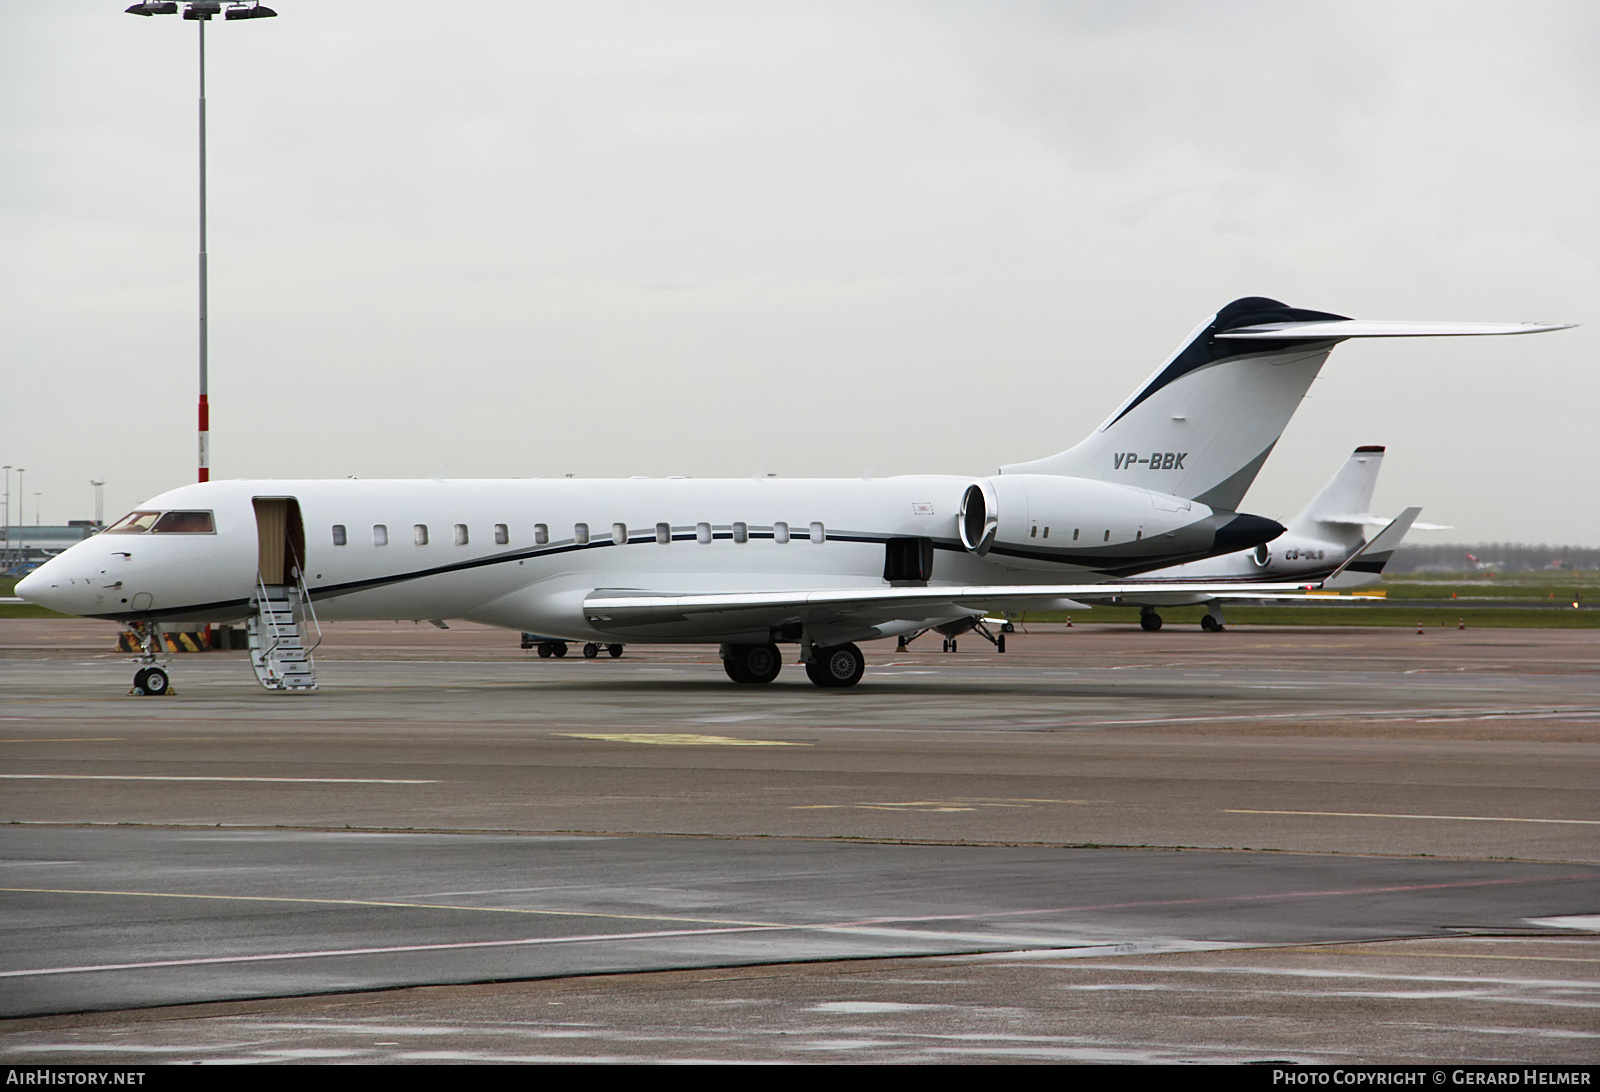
[330,521,827,547]
[1027,526,1136,543]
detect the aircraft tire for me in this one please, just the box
[142,667,169,696]
[537,643,553,658]
[727,642,782,684]
[805,643,864,688]
[582,642,600,659]
[1140,612,1163,632]
[1200,615,1223,632]
[607,644,623,658]
[997,634,1006,654]
[133,668,150,694]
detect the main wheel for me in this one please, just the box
[1200,614,1223,632]
[142,667,169,696]
[805,643,865,688]
[997,634,1006,654]
[582,642,600,659]
[552,642,569,658]
[1140,612,1163,632]
[537,642,554,658]
[607,643,623,658]
[725,642,782,684]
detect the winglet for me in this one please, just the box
[1323,507,1422,588]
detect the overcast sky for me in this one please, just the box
[3,1,1596,544]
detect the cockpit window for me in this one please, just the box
[105,511,161,534]
[152,511,215,534]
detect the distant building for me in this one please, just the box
[1,523,99,574]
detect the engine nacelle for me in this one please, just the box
[959,474,1282,572]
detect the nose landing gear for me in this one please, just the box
[133,666,170,696]
[126,621,175,696]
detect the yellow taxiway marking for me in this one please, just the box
[0,886,779,929]
[0,775,436,785]
[557,733,807,747]
[1226,809,1600,826]
[0,739,122,744]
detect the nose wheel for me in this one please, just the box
[126,621,174,696]
[132,666,170,696]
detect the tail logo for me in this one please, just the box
[1114,452,1187,471]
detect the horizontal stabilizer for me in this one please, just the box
[1217,320,1574,340]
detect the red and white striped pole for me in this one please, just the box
[197,17,209,483]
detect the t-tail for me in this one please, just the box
[1001,297,1571,511]
[1284,445,1387,550]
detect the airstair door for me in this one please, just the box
[248,497,318,691]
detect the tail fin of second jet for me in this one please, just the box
[1284,445,1388,549]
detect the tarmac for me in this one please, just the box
[1,619,1596,1063]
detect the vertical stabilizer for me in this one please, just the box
[1002,298,1351,510]
[1285,445,1387,549]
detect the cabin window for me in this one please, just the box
[1073,529,1080,541]
[773,521,789,544]
[809,521,824,544]
[414,524,429,546]
[534,523,549,545]
[373,524,388,546]
[655,522,671,544]
[105,511,161,534]
[1043,527,1050,539]
[1136,529,1143,541]
[454,524,469,546]
[152,511,215,534]
[332,525,347,546]
[494,524,508,545]
[1030,525,1037,538]
[574,523,589,544]
[612,523,627,545]
[732,522,748,543]
[696,522,711,544]
[1103,530,1110,542]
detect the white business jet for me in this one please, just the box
[1081,444,1431,632]
[18,297,1567,694]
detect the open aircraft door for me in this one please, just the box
[252,497,306,585]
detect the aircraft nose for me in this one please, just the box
[14,566,50,606]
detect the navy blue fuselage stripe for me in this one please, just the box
[87,524,1280,623]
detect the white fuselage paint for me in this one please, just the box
[24,475,1231,647]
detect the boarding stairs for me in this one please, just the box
[247,570,320,691]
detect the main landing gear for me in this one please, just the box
[1139,608,1163,632]
[722,642,783,684]
[804,643,865,688]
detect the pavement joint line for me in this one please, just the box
[8,871,1593,972]
[1226,809,1600,825]
[0,887,780,930]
